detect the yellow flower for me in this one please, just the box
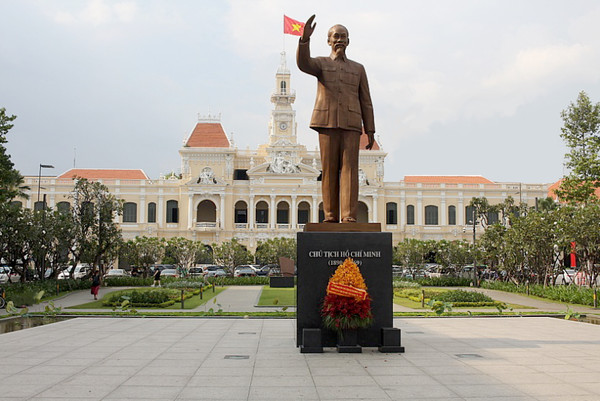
[329,258,367,290]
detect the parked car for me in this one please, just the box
[234,267,256,277]
[205,269,227,278]
[160,269,179,278]
[103,269,130,279]
[188,267,205,277]
[150,264,175,273]
[0,266,10,284]
[267,266,281,277]
[257,264,277,276]
[58,264,91,280]
[392,265,402,277]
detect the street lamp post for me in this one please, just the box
[37,164,55,203]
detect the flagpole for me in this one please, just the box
[282,14,285,53]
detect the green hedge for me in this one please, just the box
[414,277,473,287]
[392,280,421,289]
[481,281,596,306]
[3,279,91,306]
[209,276,272,286]
[102,288,200,308]
[433,289,493,303]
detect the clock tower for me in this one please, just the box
[269,51,298,146]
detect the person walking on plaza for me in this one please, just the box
[296,14,376,223]
[152,267,161,287]
[90,270,101,300]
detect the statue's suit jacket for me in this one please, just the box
[297,40,375,135]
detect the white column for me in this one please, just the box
[400,192,406,227]
[270,195,276,228]
[49,195,56,209]
[372,195,378,223]
[441,193,446,226]
[220,194,225,228]
[291,195,297,228]
[188,194,194,229]
[249,195,255,228]
[417,192,423,226]
[312,195,318,223]
[458,195,464,226]
[139,196,146,224]
[158,195,164,228]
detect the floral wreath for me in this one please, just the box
[321,257,373,332]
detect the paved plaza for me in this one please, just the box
[0,315,599,400]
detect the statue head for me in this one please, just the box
[327,24,349,56]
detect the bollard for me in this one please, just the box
[181,289,185,309]
[526,284,530,296]
[200,288,203,300]
[421,289,425,308]
[56,283,59,296]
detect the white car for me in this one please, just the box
[0,266,10,284]
[58,264,92,280]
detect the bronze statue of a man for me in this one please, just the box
[297,15,375,223]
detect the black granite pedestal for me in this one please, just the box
[296,229,402,351]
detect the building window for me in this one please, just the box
[147,202,156,223]
[256,201,268,224]
[357,202,369,223]
[34,201,45,211]
[406,205,415,225]
[297,201,310,224]
[386,202,397,225]
[57,201,70,214]
[235,201,248,224]
[448,205,456,225]
[11,201,22,208]
[166,200,179,223]
[318,202,324,223]
[197,200,216,222]
[425,205,438,225]
[277,201,289,224]
[233,169,249,180]
[123,202,137,223]
[280,80,286,94]
[487,211,499,225]
[465,206,476,225]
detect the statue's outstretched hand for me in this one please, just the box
[301,14,316,42]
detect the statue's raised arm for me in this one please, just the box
[301,14,316,42]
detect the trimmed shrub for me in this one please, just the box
[209,276,271,286]
[393,280,421,289]
[481,281,596,306]
[414,277,472,287]
[4,279,90,305]
[101,288,200,308]
[433,289,493,303]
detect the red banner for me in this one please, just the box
[284,15,304,36]
[327,282,367,300]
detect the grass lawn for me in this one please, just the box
[68,286,225,310]
[257,286,296,306]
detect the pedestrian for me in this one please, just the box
[153,267,161,287]
[90,269,101,300]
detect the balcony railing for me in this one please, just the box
[196,222,217,228]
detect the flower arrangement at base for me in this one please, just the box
[321,257,373,332]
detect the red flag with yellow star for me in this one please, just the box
[283,15,304,36]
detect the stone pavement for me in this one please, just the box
[1,316,600,400]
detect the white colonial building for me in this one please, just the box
[20,53,551,251]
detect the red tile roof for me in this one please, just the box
[548,179,600,200]
[58,169,148,180]
[186,123,230,148]
[404,175,494,184]
[359,129,380,150]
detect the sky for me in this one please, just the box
[2,0,600,184]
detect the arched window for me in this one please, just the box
[448,205,456,225]
[10,201,22,208]
[147,202,156,223]
[406,205,415,225]
[280,80,287,94]
[465,206,476,225]
[34,201,45,211]
[357,201,369,223]
[318,202,324,223]
[256,201,269,224]
[57,201,70,214]
[386,202,397,225]
[277,201,289,224]
[234,201,248,224]
[297,201,310,224]
[487,211,499,225]
[123,202,137,223]
[166,200,179,223]
[197,200,216,222]
[425,205,438,225]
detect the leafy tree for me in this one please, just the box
[165,237,205,277]
[555,91,600,203]
[121,236,165,277]
[31,207,76,280]
[0,108,27,203]
[212,238,253,276]
[434,240,472,275]
[0,204,35,281]
[255,237,296,265]
[69,178,123,274]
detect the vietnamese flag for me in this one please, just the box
[284,15,304,36]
